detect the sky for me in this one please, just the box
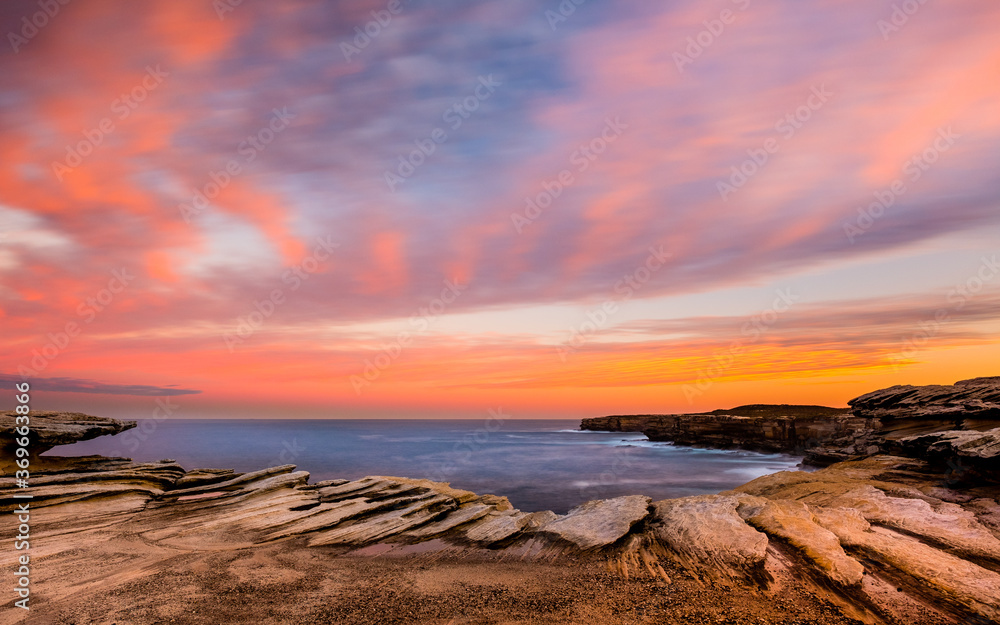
[1,0,999,420]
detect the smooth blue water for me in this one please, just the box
[51,419,804,513]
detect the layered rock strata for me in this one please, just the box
[1,446,997,622]
[1,410,135,459]
[5,391,1000,624]
[581,378,1000,467]
[849,377,1000,437]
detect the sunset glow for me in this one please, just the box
[2,0,999,418]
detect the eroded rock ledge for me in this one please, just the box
[0,410,135,458]
[5,452,999,624]
[850,376,1000,425]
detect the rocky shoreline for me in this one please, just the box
[581,377,1000,471]
[581,405,877,463]
[2,378,999,624]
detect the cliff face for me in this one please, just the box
[582,405,875,461]
[579,414,664,433]
[640,413,877,453]
[581,404,850,430]
[582,379,1000,466]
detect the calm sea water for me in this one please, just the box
[52,419,804,513]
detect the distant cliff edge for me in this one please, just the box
[580,377,1000,467]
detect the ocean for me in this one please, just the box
[53,418,804,513]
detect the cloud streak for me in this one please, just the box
[0,374,201,396]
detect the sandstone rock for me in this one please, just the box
[160,464,298,498]
[849,377,1000,424]
[824,485,1000,564]
[893,427,1000,477]
[580,415,664,432]
[366,475,479,504]
[582,405,849,433]
[264,497,407,541]
[813,507,1000,623]
[739,498,864,586]
[966,497,1000,537]
[479,493,513,511]
[314,477,399,501]
[464,510,532,544]
[0,459,185,508]
[403,503,493,538]
[0,458,186,540]
[582,405,874,461]
[174,468,239,488]
[0,410,136,458]
[524,510,559,528]
[540,495,651,550]
[141,471,320,548]
[583,380,1000,468]
[303,478,350,489]
[735,459,1000,561]
[307,494,456,546]
[649,494,769,582]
